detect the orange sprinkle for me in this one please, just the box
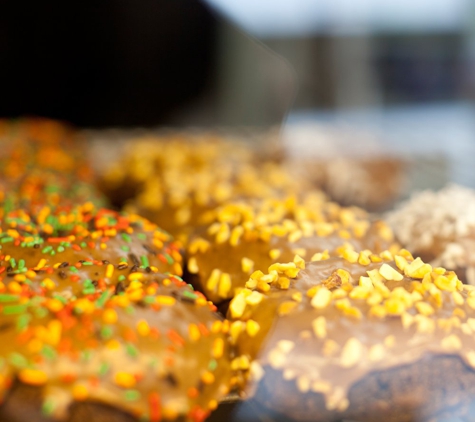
[167,330,185,347]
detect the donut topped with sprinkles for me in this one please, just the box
[0,204,184,278]
[0,273,231,422]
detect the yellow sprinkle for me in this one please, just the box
[114,372,136,388]
[46,299,64,313]
[137,319,151,336]
[8,281,22,293]
[106,339,121,350]
[72,384,89,401]
[201,371,215,384]
[106,264,114,279]
[187,257,199,274]
[246,320,260,337]
[189,324,201,342]
[155,295,176,306]
[212,338,224,358]
[27,338,43,354]
[18,369,48,386]
[103,309,118,324]
[128,272,144,281]
[34,259,47,270]
[100,242,107,250]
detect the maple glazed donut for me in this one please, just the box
[0,272,232,422]
[0,204,183,278]
[185,197,397,305]
[228,250,475,421]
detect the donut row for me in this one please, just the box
[1,118,475,421]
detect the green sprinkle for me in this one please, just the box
[42,399,56,416]
[81,350,92,362]
[57,246,65,253]
[143,296,155,304]
[208,359,218,371]
[118,275,126,282]
[34,307,49,319]
[126,344,139,358]
[182,290,198,301]
[17,259,25,270]
[16,314,31,331]
[125,390,140,401]
[137,233,147,240]
[119,257,127,263]
[9,352,28,368]
[42,246,53,254]
[52,294,68,304]
[125,306,135,315]
[80,242,87,248]
[121,245,130,252]
[69,266,79,273]
[0,294,19,303]
[1,237,14,244]
[121,233,132,243]
[96,291,111,308]
[41,345,57,361]
[3,305,27,315]
[164,254,173,264]
[101,326,113,339]
[140,255,149,268]
[98,362,110,377]
[9,258,16,268]
[82,261,93,266]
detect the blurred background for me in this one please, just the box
[1,0,475,186]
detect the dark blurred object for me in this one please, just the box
[0,0,217,127]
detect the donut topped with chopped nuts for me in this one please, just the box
[186,197,397,304]
[228,249,475,421]
[387,184,475,285]
[0,204,183,278]
[0,275,232,422]
[104,136,312,240]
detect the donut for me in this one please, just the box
[228,250,475,421]
[387,184,475,285]
[0,271,232,422]
[0,205,183,277]
[97,136,310,240]
[185,196,397,305]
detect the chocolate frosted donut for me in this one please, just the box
[228,250,475,421]
[186,197,396,305]
[0,274,232,422]
[0,205,183,277]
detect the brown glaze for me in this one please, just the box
[228,250,475,420]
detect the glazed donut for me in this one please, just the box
[0,205,183,278]
[228,250,475,421]
[97,136,311,240]
[185,196,397,305]
[0,272,232,422]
